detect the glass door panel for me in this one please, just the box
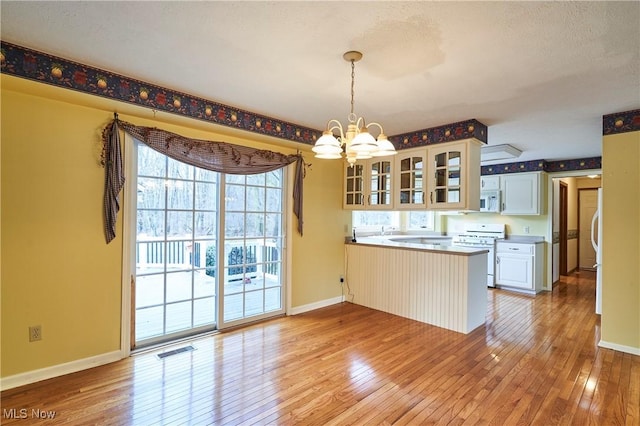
[133,140,287,344]
[221,171,285,328]
[134,142,218,347]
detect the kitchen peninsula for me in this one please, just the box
[345,238,488,334]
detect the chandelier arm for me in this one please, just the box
[326,120,346,142]
[365,122,385,135]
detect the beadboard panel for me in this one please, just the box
[345,245,487,334]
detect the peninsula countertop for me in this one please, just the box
[347,236,489,256]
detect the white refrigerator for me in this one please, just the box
[591,188,603,315]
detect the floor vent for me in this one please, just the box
[157,345,195,359]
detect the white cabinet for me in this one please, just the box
[343,157,394,210]
[495,241,543,294]
[500,172,543,215]
[480,175,500,191]
[394,149,426,209]
[343,139,482,211]
[426,139,481,210]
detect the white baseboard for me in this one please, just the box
[288,296,343,316]
[0,350,124,391]
[598,340,640,356]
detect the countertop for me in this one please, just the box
[346,236,489,256]
[498,235,545,244]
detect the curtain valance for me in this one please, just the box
[102,118,306,243]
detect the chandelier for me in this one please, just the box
[312,51,397,166]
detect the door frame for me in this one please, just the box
[577,188,598,271]
[120,133,294,354]
[559,181,568,276]
[545,169,602,291]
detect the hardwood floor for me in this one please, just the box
[2,271,639,425]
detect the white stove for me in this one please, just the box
[452,223,505,287]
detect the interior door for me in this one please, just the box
[579,189,598,270]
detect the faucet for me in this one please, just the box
[381,226,385,236]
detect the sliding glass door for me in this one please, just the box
[132,139,285,348]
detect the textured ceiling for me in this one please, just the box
[2,1,639,166]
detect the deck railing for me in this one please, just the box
[136,239,280,282]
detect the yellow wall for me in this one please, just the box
[1,76,346,377]
[601,130,640,351]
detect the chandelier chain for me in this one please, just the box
[350,59,355,115]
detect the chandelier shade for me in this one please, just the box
[312,51,396,166]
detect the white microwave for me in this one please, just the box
[480,190,501,212]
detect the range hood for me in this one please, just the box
[481,144,522,162]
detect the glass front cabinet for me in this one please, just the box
[343,157,394,210]
[343,139,481,211]
[426,140,481,210]
[394,150,426,209]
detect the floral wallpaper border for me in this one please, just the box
[603,109,640,135]
[0,41,487,149]
[481,156,601,175]
[0,42,619,175]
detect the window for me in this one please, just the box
[352,210,435,234]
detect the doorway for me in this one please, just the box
[578,189,598,270]
[559,181,568,276]
[130,138,286,349]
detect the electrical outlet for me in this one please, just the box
[340,275,344,283]
[523,226,530,234]
[29,325,42,342]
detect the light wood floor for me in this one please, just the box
[2,271,639,425]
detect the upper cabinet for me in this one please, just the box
[480,175,500,191]
[394,150,426,209]
[426,140,481,210]
[343,157,394,210]
[343,139,482,211]
[500,172,543,215]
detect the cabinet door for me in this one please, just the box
[496,253,533,289]
[343,163,365,209]
[395,150,426,209]
[428,142,465,209]
[501,173,540,215]
[481,175,500,191]
[368,158,394,209]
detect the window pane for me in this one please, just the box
[167,180,193,210]
[266,170,282,187]
[136,274,164,307]
[166,211,193,239]
[166,302,192,333]
[247,173,265,186]
[138,144,166,177]
[266,188,282,212]
[166,271,192,303]
[194,297,215,326]
[137,210,165,238]
[195,168,217,183]
[265,214,281,237]
[167,157,193,180]
[194,268,216,298]
[225,185,245,211]
[137,177,165,209]
[226,174,245,185]
[246,213,265,237]
[246,187,265,211]
[225,213,245,237]
[194,212,216,239]
[195,182,217,211]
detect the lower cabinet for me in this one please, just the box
[495,241,543,294]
